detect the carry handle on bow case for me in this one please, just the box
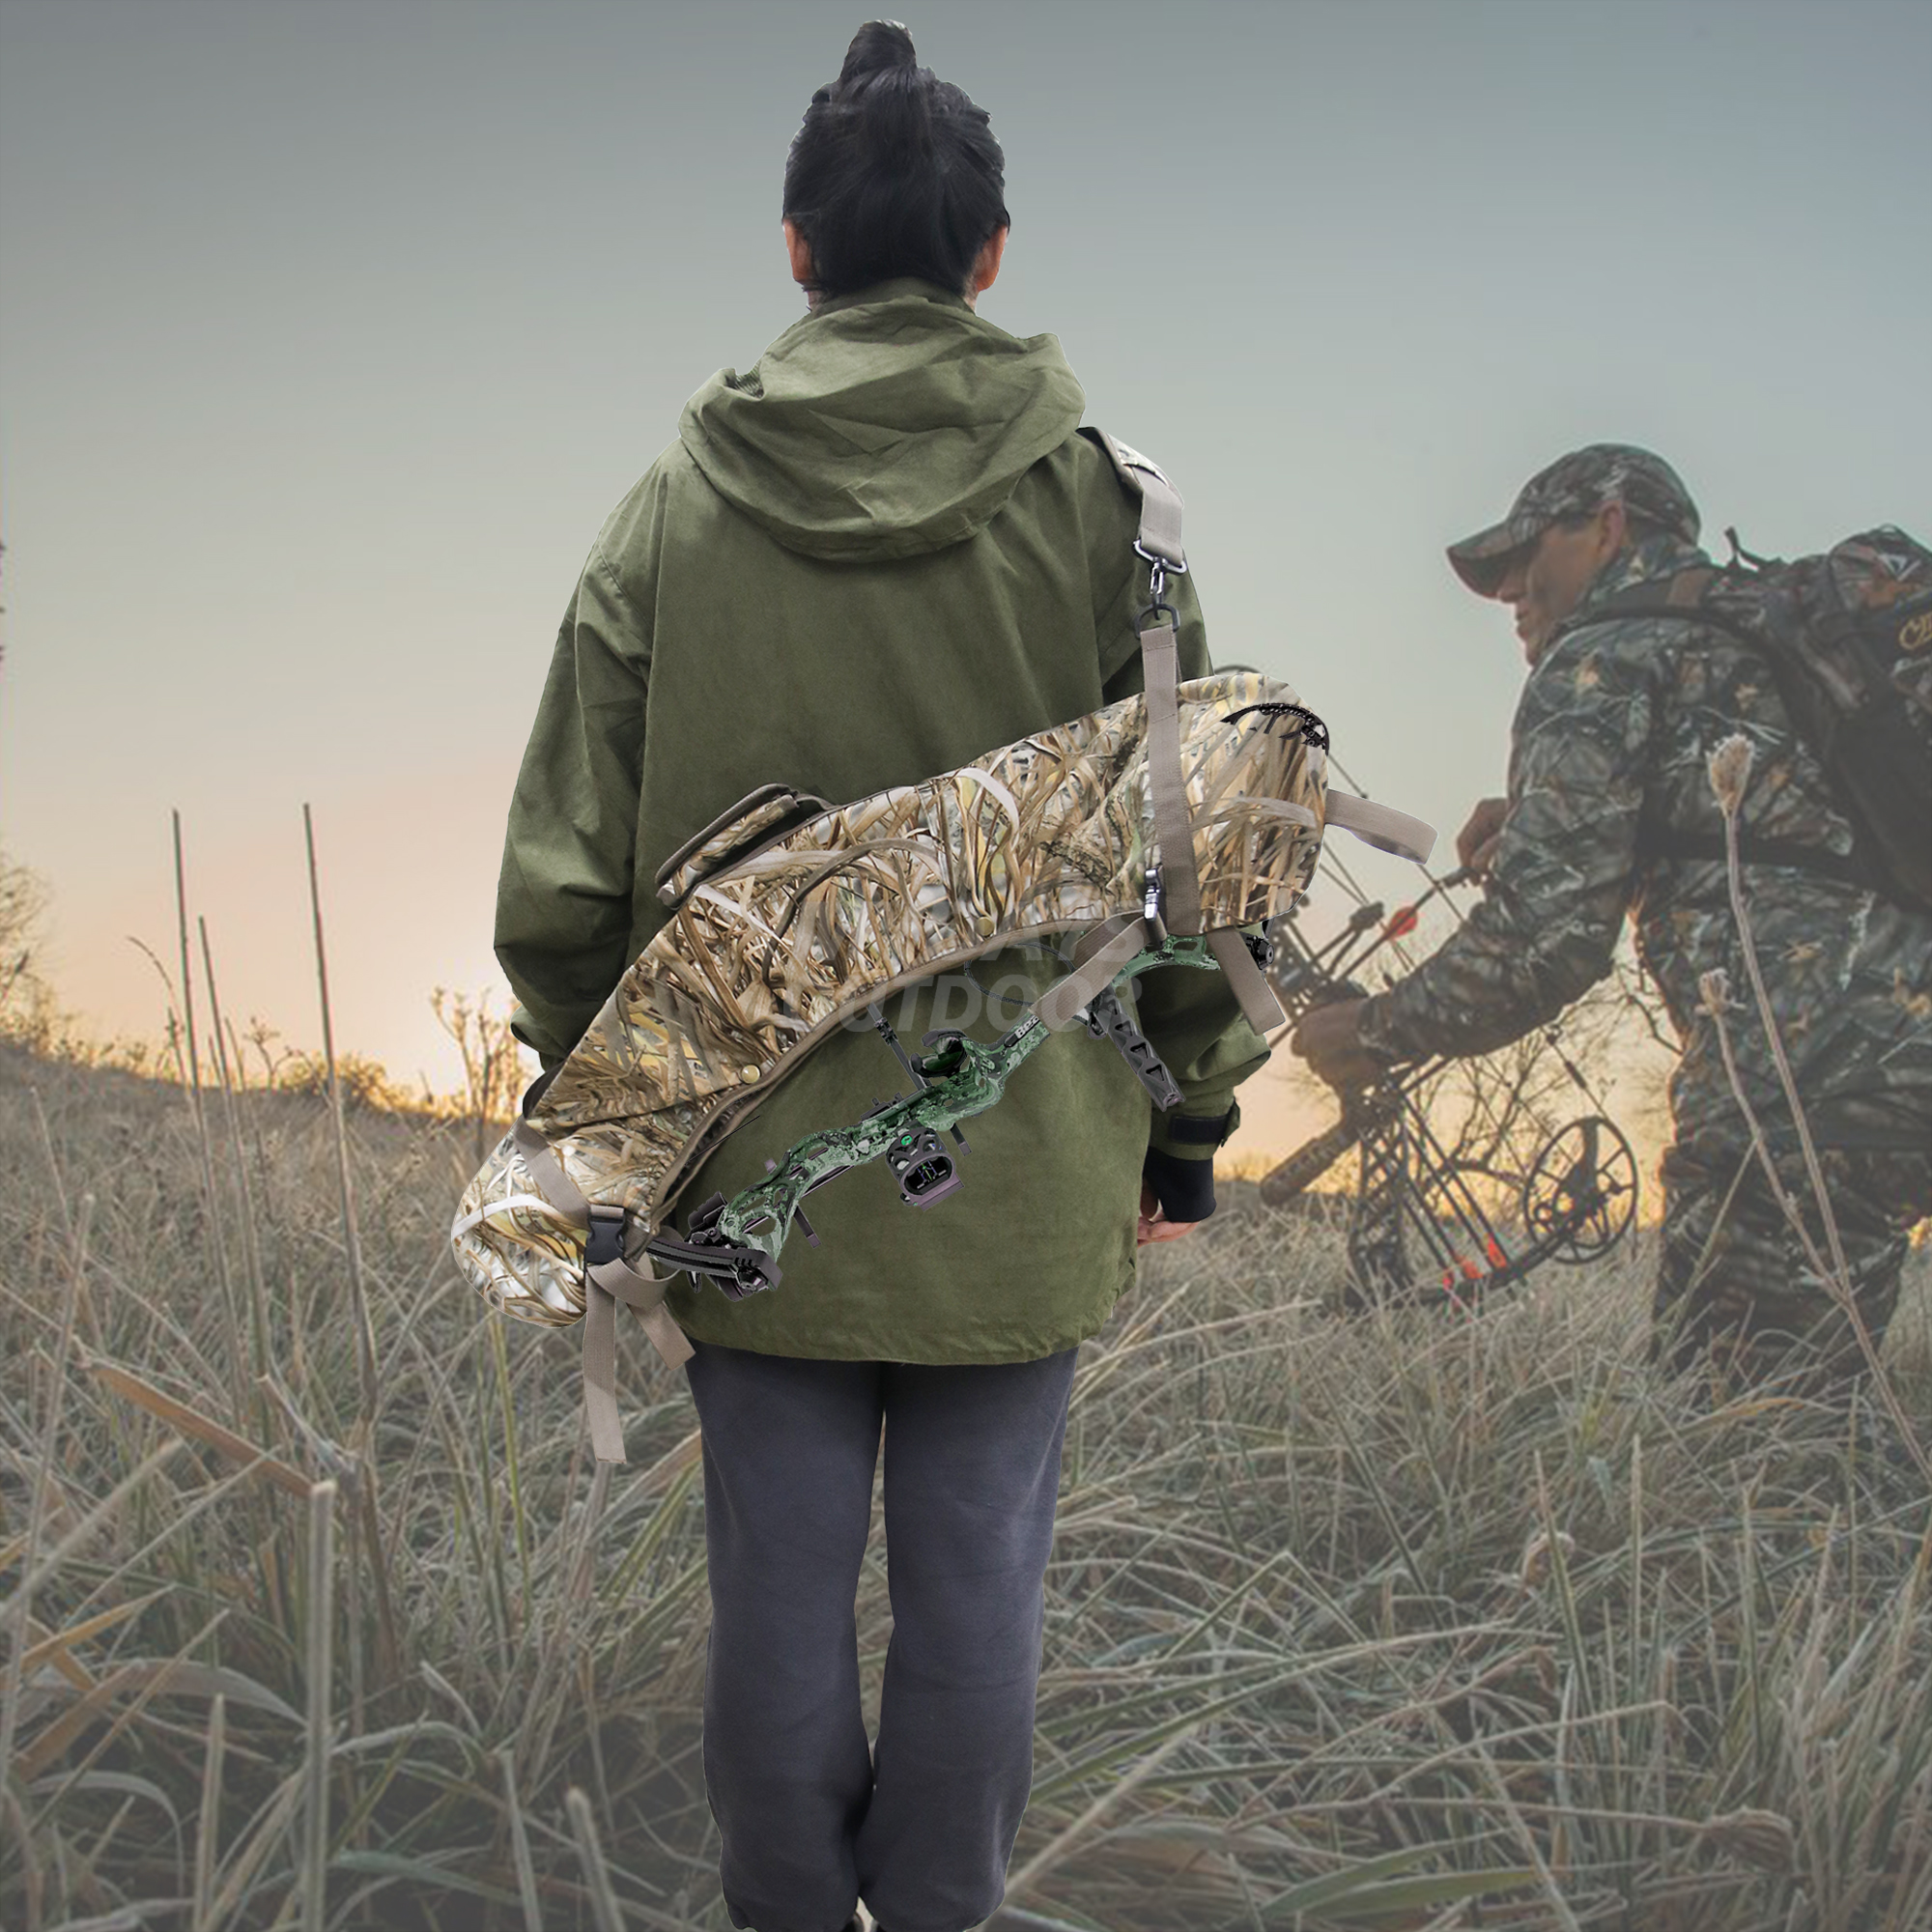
[451,429,1435,1461]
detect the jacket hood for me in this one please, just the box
[679,279,1086,563]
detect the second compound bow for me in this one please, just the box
[1256,800,1642,1309]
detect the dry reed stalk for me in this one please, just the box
[201,1767,306,1932]
[1,1770,43,1931]
[198,916,270,1389]
[563,1785,627,1932]
[300,1479,335,1932]
[496,1744,547,1932]
[18,1600,231,1800]
[339,1457,367,1751]
[191,1690,227,1932]
[1470,1737,1585,1932]
[1001,1720,1202,1906]
[24,1086,96,1348]
[173,813,245,1430]
[0,1439,187,1634]
[516,1460,616,1780]
[487,1312,535,1604]
[18,1593,158,1693]
[18,1084,134,1497]
[301,805,375,1415]
[172,811,205,1101]
[84,1359,309,1496]
[300,806,403,1695]
[0,1192,91,1855]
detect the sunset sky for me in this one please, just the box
[2,0,1926,1167]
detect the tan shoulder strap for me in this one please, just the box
[1082,427,1185,570]
[512,1118,693,1463]
[1073,434,1285,1035]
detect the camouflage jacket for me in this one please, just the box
[1356,532,1932,1155]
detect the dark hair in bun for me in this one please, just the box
[782,21,1009,300]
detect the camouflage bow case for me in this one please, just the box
[452,668,1348,1335]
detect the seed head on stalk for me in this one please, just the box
[1707,733,1754,815]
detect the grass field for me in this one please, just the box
[4,1036,1929,1932]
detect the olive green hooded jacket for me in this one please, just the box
[495,279,1268,1360]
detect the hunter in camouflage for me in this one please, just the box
[1293,444,1932,1398]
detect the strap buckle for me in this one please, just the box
[584,1205,628,1271]
[1142,864,1167,942]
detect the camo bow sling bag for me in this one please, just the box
[451,433,1436,1459]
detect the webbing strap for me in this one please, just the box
[512,1118,692,1464]
[1131,465,1185,567]
[1101,428,1270,1034]
[1638,822,1877,891]
[1034,916,1151,1031]
[1140,620,1206,935]
[512,1118,588,1226]
[1099,432,1204,939]
[1089,429,1186,569]
[1207,927,1286,1033]
[583,1256,692,1463]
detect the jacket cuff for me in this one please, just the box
[1143,1146,1217,1223]
[1146,1096,1240,1161]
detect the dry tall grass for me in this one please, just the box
[3,1030,1929,1932]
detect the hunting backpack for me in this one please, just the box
[1588,526,1932,910]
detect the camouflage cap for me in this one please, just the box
[1447,443,1701,597]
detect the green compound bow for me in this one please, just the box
[633,933,1226,1299]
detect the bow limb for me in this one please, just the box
[1258,1090,1404,1206]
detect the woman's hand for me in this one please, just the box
[1138,1179,1201,1246]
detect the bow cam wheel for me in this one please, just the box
[1520,1116,1637,1264]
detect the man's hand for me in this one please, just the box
[1457,795,1509,875]
[1138,1179,1201,1246]
[1291,997,1386,1092]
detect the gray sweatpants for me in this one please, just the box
[682,1337,1079,1932]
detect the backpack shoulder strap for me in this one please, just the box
[1078,429,1198,944]
[1080,426,1185,570]
[1074,427,1285,1034]
[1553,566,1719,643]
